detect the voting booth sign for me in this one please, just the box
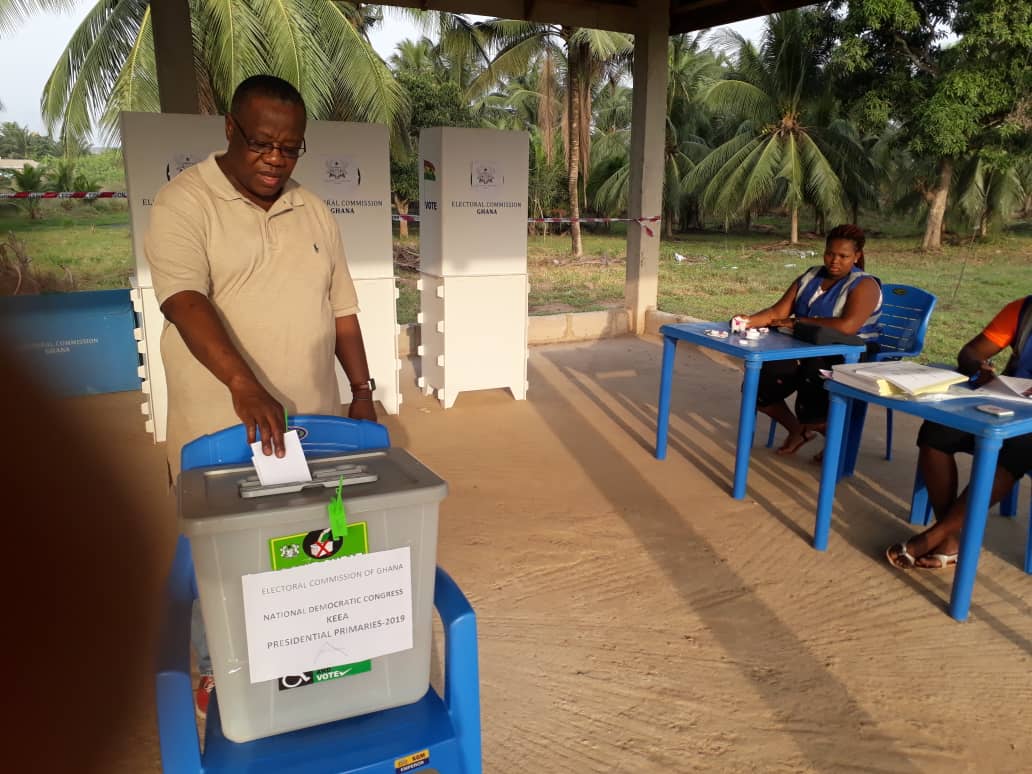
[417,127,529,278]
[291,121,394,281]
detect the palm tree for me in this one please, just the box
[812,115,879,231]
[481,66,567,233]
[687,11,850,244]
[389,37,444,78]
[593,34,722,235]
[397,9,492,96]
[41,0,406,145]
[45,157,99,196]
[0,0,73,31]
[0,122,33,158]
[475,20,632,257]
[386,31,482,239]
[588,81,632,219]
[10,164,46,219]
[954,154,1027,238]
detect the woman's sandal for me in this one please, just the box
[885,542,918,570]
[915,553,958,570]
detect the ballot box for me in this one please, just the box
[179,448,447,742]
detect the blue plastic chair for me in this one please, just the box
[157,414,482,773]
[765,284,937,463]
[997,474,1032,574]
[910,469,1032,574]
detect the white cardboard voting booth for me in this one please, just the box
[120,112,401,443]
[129,281,168,441]
[292,122,400,414]
[417,127,530,408]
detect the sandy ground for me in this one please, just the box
[69,336,1031,772]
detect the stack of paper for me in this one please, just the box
[830,364,902,395]
[831,362,969,396]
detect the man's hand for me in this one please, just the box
[769,317,795,329]
[348,393,378,422]
[229,376,286,456]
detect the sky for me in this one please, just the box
[0,1,766,139]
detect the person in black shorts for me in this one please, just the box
[887,296,1032,569]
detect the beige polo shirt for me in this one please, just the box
[146,153,359,477]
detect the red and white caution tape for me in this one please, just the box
[0,191,126,200]
[1,191,659,235]
[396,213,662,237]
[530,215,661,237]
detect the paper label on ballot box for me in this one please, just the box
[242,543,413,684]
[268,524,372,688]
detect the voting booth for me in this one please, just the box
[292,122,402,416]
[179,447,447,743]
[120,112,402,444]
[416,127,530,409]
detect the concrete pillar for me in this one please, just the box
[624,1,669,334]
[150,0,200,114]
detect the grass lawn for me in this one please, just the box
[653,223,1032,366]
[0,202,133,290]
[5,203,1030,366]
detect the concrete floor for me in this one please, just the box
[74,335,1031,772]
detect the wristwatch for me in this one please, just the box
[350,378,376,393]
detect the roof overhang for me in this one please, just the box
[373,0,815,35]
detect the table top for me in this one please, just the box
[825,379,1032,439]
[660,321,868,363]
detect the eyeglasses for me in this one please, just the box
[229,114,306,159]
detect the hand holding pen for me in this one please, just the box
[970,359,996,388]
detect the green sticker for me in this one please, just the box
[269,523,368,570]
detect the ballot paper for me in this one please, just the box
[250,430,312,487]
[979,375,1032,402]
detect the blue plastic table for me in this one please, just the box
[814,380,1032,621]
[655,322,866,499]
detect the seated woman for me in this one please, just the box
[887,296,1032,570]
[735,224,882,456]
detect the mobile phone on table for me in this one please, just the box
[975,404,1014,418]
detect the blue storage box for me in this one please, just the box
[0,289,141,396]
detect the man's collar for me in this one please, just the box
[198,153,240,201]
[199,152,304,210]
[278,179,305,210]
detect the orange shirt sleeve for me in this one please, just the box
[981,299,1025,348]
